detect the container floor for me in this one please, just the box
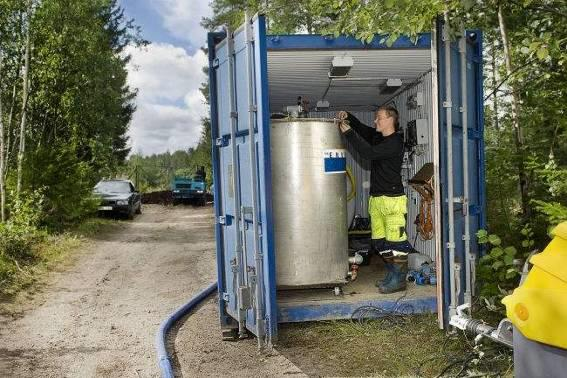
[276,257,437,322]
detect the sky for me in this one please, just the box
[119,0,212,156]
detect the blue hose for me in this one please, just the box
[156,282,218,378]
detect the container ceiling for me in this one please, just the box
[267,49,431,112]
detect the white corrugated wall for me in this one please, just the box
[309,71,436,260]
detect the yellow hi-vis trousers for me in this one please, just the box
[369,195,408,242]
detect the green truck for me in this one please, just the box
[171,167,207,205]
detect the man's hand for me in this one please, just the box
[336,110,351,133]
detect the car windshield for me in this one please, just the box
[95,181,131,193]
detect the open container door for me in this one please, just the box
[435,18,486,326]
[208,14,277,347]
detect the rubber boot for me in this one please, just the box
[375,254,394,287]
[379,254,408,294]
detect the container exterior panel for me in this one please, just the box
[437,26,485,325]
[208,16,277,344]
[216,44,230,136]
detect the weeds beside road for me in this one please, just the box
[0,217,118,298]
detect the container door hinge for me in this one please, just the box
[230,111,238,119]
[249,105,257,113]
[212,58,220,69]
[443,101,452,108]
[216,136,229,147]
[222,292,230,302]
[219,215,233,226]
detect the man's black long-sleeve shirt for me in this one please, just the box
[343,113,404,197]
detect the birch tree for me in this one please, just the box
[16,0,32,198]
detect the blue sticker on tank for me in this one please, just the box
[324,149,347,174]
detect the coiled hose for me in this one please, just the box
[156,282,218,377]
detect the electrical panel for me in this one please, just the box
[406,119,429,149]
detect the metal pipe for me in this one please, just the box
[224,26,247,339]
[430,22,445,328]
[443,11,458,318]
[459,35,473,306]
[156,282,218,378]
[244,12,265,349]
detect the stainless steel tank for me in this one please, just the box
[270,118,348,288]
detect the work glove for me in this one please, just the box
[336,111,351,133]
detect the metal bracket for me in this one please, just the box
[459,106,466,113]
[222,292,230,302]
[212,58,220,69]
[215,136,229,147]
[242,206,253,215]
[443,101,452,108]
[249,105,257,113]
[238,286,251,310]
[442,24,450,42]
[446,242,455,249]
[218,216,227,225]
[230,111,238,119]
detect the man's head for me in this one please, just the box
[373,105,399,135]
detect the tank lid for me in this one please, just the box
[270,118,336,123]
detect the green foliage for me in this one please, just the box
[0,0,145,291]
[0,0,145,227]
[122,118,213,192]
[476,225,536,313]
[0,189,47,286]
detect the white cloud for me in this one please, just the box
[125,43,209,155]
[150,0,212,48]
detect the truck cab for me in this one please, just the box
[171,175,207,205]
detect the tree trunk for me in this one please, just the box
[491,40,499,131]
[498,5,530,219]
[0,50,6,222]
[16,2,32,198]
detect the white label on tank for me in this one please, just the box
[323,149,347,174]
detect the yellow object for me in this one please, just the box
[368,195,408,242]
[346,166,356,202]
[502,222,567,350]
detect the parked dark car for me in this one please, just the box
[94,180,142,219]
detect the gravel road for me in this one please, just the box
[0,205,304,377]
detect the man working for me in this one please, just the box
[337,106,415,294]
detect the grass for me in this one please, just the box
[0,217,118,299]
[277,314,514,377]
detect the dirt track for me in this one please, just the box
[0,205,304,377]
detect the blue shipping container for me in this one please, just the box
[208,15,485,347]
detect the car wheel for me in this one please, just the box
[127,207,135,220]
[136,202,142,214]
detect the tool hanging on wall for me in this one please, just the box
[409,163,434,240]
